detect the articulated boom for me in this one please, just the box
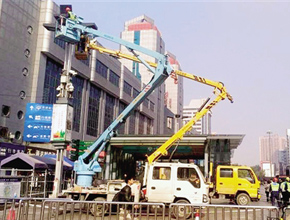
[55,16,173,187]
[82,41,233,164]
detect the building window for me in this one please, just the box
[117,102,126,134]
[72,76,84,132]
[24,49,30,58]
[87,85,101,137]
[139,114,145,134]
[133,88,139,98]
[42,58,62,104]
[104,94,115,130]
[132,31,141,80]
[19,91,26,99]
[14,131,21,140]
[167,117,173,129]
[22,68,28,76]
[150,101,155,111]
[147,118,152,134]
[27,26,33,34]
[2,105,10,117]
[123,81,132,96]
[96,59,108,78]
[109,70,120,87]
[54,38,66,49]
[143,98,149,108]
[17,111,24,120]
[129,111,136,134]
[80,58,90,66]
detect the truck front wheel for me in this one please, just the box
[89,197,109,216]
[172,199,192,219]
[236,193,250,205]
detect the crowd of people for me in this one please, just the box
[264,175,290,208]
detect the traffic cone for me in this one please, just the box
[7,207,15,220]
[194,209,200,220]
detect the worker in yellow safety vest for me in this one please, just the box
[65,7,76,21]
[280,177,290,206]
[270,177,281,207]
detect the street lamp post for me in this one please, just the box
[51,42,75,198]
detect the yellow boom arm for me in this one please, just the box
[83,41,233,164]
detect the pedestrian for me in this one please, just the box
[280,177,290,206]
[270,177,281,207]
[265,180,271,202]
[113,175,137,219]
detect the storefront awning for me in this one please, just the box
[0,153,72,171]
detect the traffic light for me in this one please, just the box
[70,139,80,161]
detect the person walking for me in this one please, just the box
[265,180,271,202]
[270,177,281,207]
[280,177,290,206]
[116,175,137,219]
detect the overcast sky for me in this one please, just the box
[54,0,290,166]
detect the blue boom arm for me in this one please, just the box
[55,16,173,187]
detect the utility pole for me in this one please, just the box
[51,42,75,198]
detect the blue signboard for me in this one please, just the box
[23,103,53,142]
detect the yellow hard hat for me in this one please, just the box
[286,177,290,181]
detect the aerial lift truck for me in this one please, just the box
[53,12,260,217]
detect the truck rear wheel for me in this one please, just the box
[236,193,250,205]
[172,199,192,219]
[89,197,109,216]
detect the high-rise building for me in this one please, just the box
[120,15,183,134]
[165,52,184,132]
[182,99,212,135]
[286,129,290,174]
[259,133,287,175]
[0,0,42,142]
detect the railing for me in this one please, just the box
[0,169,72,198]
[169,203,280,220]
[0,198,283,220]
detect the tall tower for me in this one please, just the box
[259,133,287,175]
[285,129,290,174]
[120,15,166,134]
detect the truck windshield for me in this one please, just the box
[238,169,255,184]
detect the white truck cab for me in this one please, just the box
[144,162,209,205]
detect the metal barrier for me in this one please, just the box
[280,206,290,220]
[40,200,165,220]
[0,198,282,220]
[0,169,71,198]
[169,203,280,220]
